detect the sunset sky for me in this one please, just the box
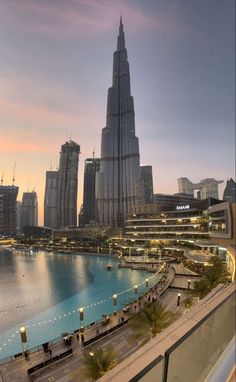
[0,0,235,225]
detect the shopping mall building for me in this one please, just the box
[113,196,235,281]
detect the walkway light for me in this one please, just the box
[188,280,191,290]
[19,326,28,353]
[134,285,138,294]
[79,307,84,322]
[177,293,181,307]
[145,279,149,288]
[113,294,117,315]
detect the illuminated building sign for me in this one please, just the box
[176,205,190,210]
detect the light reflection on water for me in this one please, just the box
[0,249,160,360]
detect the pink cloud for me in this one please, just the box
[2,0,181,40]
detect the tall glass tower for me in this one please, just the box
[58,140,80,228]
[96,17,142,227]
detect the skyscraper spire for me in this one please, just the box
[96,18,142,227]
[117,15,125,51]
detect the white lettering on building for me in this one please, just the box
[176,205,190,210]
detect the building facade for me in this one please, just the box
[0,185,18,235]
[58,140,80,228]
[21,191,38,228]
[124,199,217,244]
[96,18,143,227]
[223,178,236,203]
[177,177,223,199]
[82,158,100,227]
[140,165,153,204]
[44,170,59,228]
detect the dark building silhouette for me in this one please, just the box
[0,185,19,235]
[140,165,153,203]
[44,170,59,228]
[82,158,100,227]
[96,17,143,227]
[58,140,80,228]
[223,178,236,203]
[21,191,38,228]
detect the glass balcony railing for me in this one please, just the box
[130,290,235,382]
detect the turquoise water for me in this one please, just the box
[0,249,160,360]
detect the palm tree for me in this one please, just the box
[129,301,174,343]
[81,345,118,381]
[182,294,194,310]
[191,279,211,299]
[191,256,229,299]
[205,256,229,287]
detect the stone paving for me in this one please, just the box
[0,266,184,382]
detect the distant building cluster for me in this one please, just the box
[0,19,235,237]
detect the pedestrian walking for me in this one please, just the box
[96,326,100,336]
[81,333,85,345]
[49,347,52,356]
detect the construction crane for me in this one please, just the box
[1,171,3,186]
[12,163,16,185]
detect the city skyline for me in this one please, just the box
[0,0,235,225]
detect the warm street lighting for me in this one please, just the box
[188,280,191,290]
[177,293,181,307]
[113,294,117,306]
[89,351,94,357]
[19,326,27,343]
[134,285,138,294]
[145,279,149,288]
[79,307,84,322]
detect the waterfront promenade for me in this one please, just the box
[0,268,178,382]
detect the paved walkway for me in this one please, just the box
[0,267,181,382]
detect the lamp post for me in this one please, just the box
[145,279,149,289]
[188,280,191,290]
[19,326,28,354]
[79,307,84,332]
[134,285,138,295]
[113,294,117,315]
[177,293,181,307]
[129,247,131,260]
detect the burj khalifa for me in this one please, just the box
[96,18,142,226]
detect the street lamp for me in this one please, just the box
[113,294,117,315]
[19,326,28,353]
[177,293,181,307]
[188,280,191,290]
[79,307,84,331]
[145,279,149,288]
[134,285,138,294]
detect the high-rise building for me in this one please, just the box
[82,158,100,227]
[223,178,236,203]
[58,140,80,228]
[177,177,223,199]
[140,165,153,203]
[96,17,142,227]
[0,185,19,235]
[44,170,59,228]
[21,191,38,228]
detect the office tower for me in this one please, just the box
[16,201,22,231]
[44,171,59,228]
[96,17,142,227]
[0,185,19,235]
[58,140,80,228]
[82,158,100,227]
[21,191,38,228]
[140,165,153,203]
[223,178,236,202]
[177,177,223,199]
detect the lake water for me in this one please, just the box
[0,249,160,360]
